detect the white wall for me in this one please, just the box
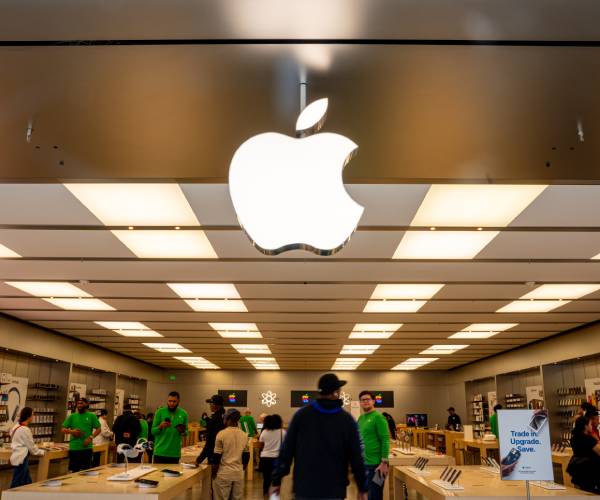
[147,369,459,426]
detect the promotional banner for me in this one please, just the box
[497,409,553,480]
[525,386,544,409]
[0,376,29,432]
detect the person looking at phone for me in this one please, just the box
[61,398,101,472]
[152,391,188,464]
[358,391,390,500]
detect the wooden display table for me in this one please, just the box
[460,438,499,463]
[2,463,210,500]
[426,431,446,453]
[0,443,109,482]
[389,448,455,500]
[393,465,593,500]
[552,450,574,488]
[444,431,464,460]
[182,424,204,447]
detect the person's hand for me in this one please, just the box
[71,429,83,438]
[159,421,171,429]
[268,485,281,497]
[176,424,186,435]
[83,437,92,447]
[357,491,368,500]
[376,461,389,477]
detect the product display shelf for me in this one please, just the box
[88,388,109,411]
[504,393,526,409]
[555,386,586,442]
[469,395,489,438]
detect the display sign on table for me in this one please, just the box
[497,409,553,481]
[218,390,248,407]
[290,390,320,407]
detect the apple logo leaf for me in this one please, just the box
[295,98,328,138]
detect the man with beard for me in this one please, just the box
[196,394,226,466]
[151,391,189,464]
[61,398,101,472]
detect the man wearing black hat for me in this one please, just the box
[270,373,368,500]
[196,394,226,466]
[446,407,462,431]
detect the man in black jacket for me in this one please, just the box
[196,394,226,465]
[112,404,142,462]
[271,373,368,500]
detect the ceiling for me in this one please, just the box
[0,183,599,371]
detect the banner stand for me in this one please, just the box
[525,480,531,500]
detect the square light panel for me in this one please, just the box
[112,230,217,259]
[496,300,568,313]
[392,358,438,370]
[6,281,90,297]
[340,345,380,355]
[64,183,199,226]
[174,356,219,369]
[393,231,498,259]
[0,244,20,258]
[231,344,271,354]
[521,284,600,300]
[144,343,191,353]
[332,358,366,370]
[411,184,547,227]
[246,357,280,370]
[420,344,469,355]
[369,284,444,299]
[44,298,115,311]
[209,323,262,338]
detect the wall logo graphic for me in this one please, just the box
[261,390,278,408]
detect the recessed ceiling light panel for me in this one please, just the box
[112,230,217,259]
[393,231,498,259]
[7,281,90,298]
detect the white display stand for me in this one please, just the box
[107,465,156,481]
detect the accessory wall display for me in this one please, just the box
[0,375,28,436]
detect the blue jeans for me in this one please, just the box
[365,465,384,500]
[11,456,32,488]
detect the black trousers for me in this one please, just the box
[153,455,180,464]
[69,448,93,472]
[260,457,276,495]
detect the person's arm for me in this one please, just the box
[61,414,81,437]
[270,412,300,492]
[84,415,101,447]
[196,419,216,464]
[348,419,368,496]
[21,427,45,456]
[151,411,165,437]
[375,415,391,476]
[100,419,113,439]
[211,431,224,478]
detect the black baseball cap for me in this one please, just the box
[447,407,455,412]
[318,373,347,393]
[206,394,224,405]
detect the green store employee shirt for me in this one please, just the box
[490,413,499,439]
[139,418,149,440]
[151,406,188,458]
[358,410,391,466]
[239,415,257,436]
[62,411,100,451]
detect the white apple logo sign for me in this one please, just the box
[229,98,364,255]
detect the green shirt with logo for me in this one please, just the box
[239,415,257,436]
[151,406,188,458]
[62,411,101,451]
[358,410,391,465]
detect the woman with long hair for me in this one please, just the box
[258,414,285,498]
[10,407,46,488]
[567,414,600,493]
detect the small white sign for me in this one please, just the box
[497,409,553,481]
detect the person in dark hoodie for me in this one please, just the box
[270,373,368,500]
[112,404,142,462]
[196,394,226,466]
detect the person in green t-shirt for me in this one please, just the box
[136,412,149,440]
[240,409,257,437]
[490,404,502,439]
[151,391,188,463]
[61,398,101,472]
[357,391,390,500]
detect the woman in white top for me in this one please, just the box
[92,409,113,467]
[10,407,45,488]
[258,414,286,497]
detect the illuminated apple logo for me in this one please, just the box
[302,393,310,404]
[229,98,364,255]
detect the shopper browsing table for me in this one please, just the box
[358,391,390,500]
[151,391,188,464]
[10,407,45,488]
[270,373,368,500]
[196,394,225,465]
[61,398,101,472]
[446,407,462,431]
[113,404,142,461]
[212,409,250,500]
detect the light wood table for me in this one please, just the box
[393,465,593,500]
[0,443,110,482]
[444,432,464,460]
[389,449,455,500]
[2,463,210,500]
[460,439,499,463]
[551,450,573,488]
